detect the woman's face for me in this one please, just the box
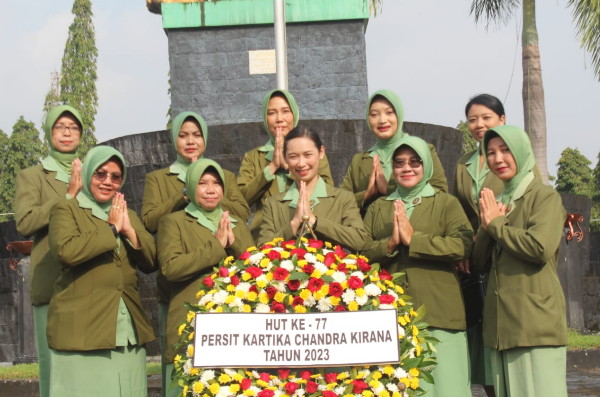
[51,113,81,153]
[195,171,224,211]
[90,160,123,203]
[266,96,294,137]
[368,98,398,140]
[486,137,517,181]
[176,120,205,162]
[467,104,505,142]
[285,137,325,184]
[393,147,423,189]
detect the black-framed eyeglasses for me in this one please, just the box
[393,157,422,169]
[93,171,123,183]
[53,124,81,133]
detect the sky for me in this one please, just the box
[1,0,599,177]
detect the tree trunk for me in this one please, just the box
[522,0,549,183]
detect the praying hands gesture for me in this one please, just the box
[108,193,140,248]
[67,158,83,198]
[479,188,506,231]
[364,155,388,202]
[290,181,317,235]
[268,129,288,175]
[386,200,413,254]
[215,211,235,248]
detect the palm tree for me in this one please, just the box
[470,0,600,182]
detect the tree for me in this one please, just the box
[456,121,478,155]
[469,0,600,184]
[555,147,593,198]
[0,118,45,221]
[592,152,600,231]
[59,0,98,157]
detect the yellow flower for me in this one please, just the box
[247,291,258,301]
[415,343,422,356]
[294,305,307,313]
[314,290,325,300]
[409,377,419,389]
[348,301,359,311]
[187,344,194,356]
[186,311,196,323]
[297,259,307,267]
[257,279,267,289]
[205,301,215,310]
[310,270,322,278]
[209,383,220,394]
[372,299,380,307]
[379,390,390,397]
[409,368,419,377]
[356,371,366,379]
[361,390,373,397]
[341,280,348,289]
[376,282,386,291]
[242,304,252,313]
[235,290,246,299]
[368,380,380,388]
[243,390,255,396]
[230,384,240,393]
[355,288,365,297]
[178,324,186,336]
[224,256,234,265]
[189,367,199,376]
[265,272,273,281]
[306,246,317,253]
[182,385,189,396]
[325,241,333,248]
[397,298,406,306]
[337,372,349,380]
[329,296,341,306]
[196,290,206,298]
[242,272,252,281]
[259,292,270,304]
[274,291,286,302]
[403,314,411,324]
[225,295,235,304]
[193,381,204,393]
[215,306,223,313]
[409,308,418,317]
[233,373,244,382]
[400,378,410,388]
[272,237,284,243]
[392,392,402,397]
[246,246,258,252]
[371,371,382,380]
[395,285,405,295]
[280,251,290,259]
[412,325,419,337]
[173,354,182,363]
[218,373,232,383]
[226,285,236,292]
[320,284,329,295]
[299,289,311,300]
[315,254,324,262]
[256,380,269,388]
[383,366,394,376]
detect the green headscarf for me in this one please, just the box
[386,135,436,218]
[184,158,236,233]
[77,146,127,221]
[366,89,407,180]
[41,105,84,183]
[483,125,536,208]
[258,89,300,191]
[169,111,209,182]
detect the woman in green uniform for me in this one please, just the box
[454,94,506,397]
[362,135,473,396]
[258,126,367,252]
[339,89,448,214]
[141,110,249,393]
[47,146,156,397]
[158,159,254,397]
[238,89,334,239]
[14,105,84,397]
[473,125,567,397]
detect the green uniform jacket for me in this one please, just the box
[15,165,68,305]
[157,212,254,363]
[237,147,334,238]
[339,144,448,210]
[141,167,250,303]
[472,181,567,350]
[47,198,157,351]
[257,184,369,252]
[362,193,473,330]
[454,150,504,231]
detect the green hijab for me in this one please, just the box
[366,89,407,180]
[169,111,209,182]
[386,135,436,218]
[77,146,127,222]
[184,158,236,233]
[483,125,536,208]
[41,105,84,183]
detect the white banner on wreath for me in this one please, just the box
[192,309,400,368]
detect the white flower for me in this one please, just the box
[397,324,405,338]
[356,294,368,306]
[213,290,229,305]
[304,295,316,307]
[198,294,213,306]
[273,281,288,292]
[379,303,394,309]
[280,260,294,271]
[314,262,328,274]
[256,274,268,285]
[223,368,237,377]
[216,386,233,397]
[332,271,348,283]
[255,303,271,313]
[334,386,346,395]
[295,389,306,397]
[364,283,382,296]
[341,289,356,304]
[304,253,317,263]
[229,297,244,309]
[249,252,265,265]
[201,369,216,383]
[394,367,408,379]
[251,370,260,378]
[183,358,193,375]
[317,297,333,312]
[235,282,252,293]
[350,270,365,279]
[386,383,399,392]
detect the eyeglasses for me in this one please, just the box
[53,124,81,133]
[93,171,123,183]
[393,157,422,168]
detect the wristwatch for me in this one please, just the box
[108,223,119,237]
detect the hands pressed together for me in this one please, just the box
[268,129,289,175]
[214,211,235,248]
[67,159,83,198]
[108,193,140,248]
[386,200,413,254]
[290,180,317,235]
[479,188,505,231]
[364,155,388,202]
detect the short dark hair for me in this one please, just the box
[465,94,505,118]
[283,125,323,154]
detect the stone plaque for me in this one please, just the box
[248,49,276,75]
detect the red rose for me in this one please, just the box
[240,251,252,260]
[334,305,346,312]
[305,380,318,393]
[267,250,281,261]
[302,264,315,274]
[261,244,273,249]
[379,294,395,304]
[282,239,296,249]
[273,267,289,281]
[202,276,214,287]
[288,279,300,291]
[334,245,347,259]
[356,257,371,272]
[249,285,258,293]
[266,286,278,299]
[278,369,291,379]
[259,372,271,382]
[328,282,343,297]
[292,296,304,307]
[307,277,324,292]
[308,239,324,249]
[270,302,285,313]
[219,267,230,277]
[290,248,307,259]
[258,390,274,397]
[299,370,312,380]
[352,380,368,393]
[241,378,252,390]
[323,391,338,397]
[230,275,240,286]
[324,252,337,267]
[285,382,299,394]
[246,266,263,278]
[324,373,338,384]
[348,276,363,289]
[379,269,392,281]
[337,262,347,273]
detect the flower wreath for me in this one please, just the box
[173,238,437,397]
